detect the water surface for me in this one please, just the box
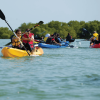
[0,39,100,100]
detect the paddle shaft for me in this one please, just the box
[23,21,43,36]
[5,20,30,56]
[39,31,45,35]
[29,21,43,31]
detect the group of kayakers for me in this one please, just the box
[11,28,74,52]
[12,29,100,50]
[90,31,100,46]
[45,32,74,46]
[11,29,35,54]
[46,33,62,46]
[10,29,100,52]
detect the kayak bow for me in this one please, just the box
[1,47,43,57]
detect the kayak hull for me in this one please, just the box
[90,43,100,48]
[1,47,43,57]
[38,42,69,48]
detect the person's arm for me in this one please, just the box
[53,40,61,46]
[22,36,32,41]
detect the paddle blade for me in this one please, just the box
[0,9,5,20]
[29,21,44,31]
[5,42,12,46]
[82,28,90,34]
[38,21,44,25]
[34,21,44,28]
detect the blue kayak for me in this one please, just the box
[38,41,69,48]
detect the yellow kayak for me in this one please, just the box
[1,47,43,57]
[34,41,39,44]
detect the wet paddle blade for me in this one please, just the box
[0,9,5,20]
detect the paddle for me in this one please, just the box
[5,42,12,46]
[34,31,45,40]
[4,21,44,46]
[28,21,44,32]
[0,9,30,56]
[76,28,91,42]
[38,31,45,36]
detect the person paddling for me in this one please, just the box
[22,29,35,54]
[66,33,72,41]
[93,33,100,44]
[46,33,61,46]
[90,31,98,45]
[12,29,24,49]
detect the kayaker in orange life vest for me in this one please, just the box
[12,29,24,49]
[22,29,35,53]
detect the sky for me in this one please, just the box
[0,0,100,30]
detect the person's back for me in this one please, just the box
[46,37,52,44]
[55,37,59,43]
[94,34,100,44]
[66,33,71,41]
[46,34,56,44]
[44,33,50,42]
[90,31,98,45]
[44,37,48,42]
[93,32,98,40]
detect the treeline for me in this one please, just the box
[0,20,100,39]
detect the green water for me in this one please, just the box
[0,39,100,100]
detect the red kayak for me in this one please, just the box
[34,39,40,42]
[90,43,100,48]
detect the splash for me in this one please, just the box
[30,55,39,57]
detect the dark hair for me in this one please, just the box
[53,32,57,36]
[68,33,70,35]
[15,29,21,33]
[51,34,54,36]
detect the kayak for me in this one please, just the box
[0,44,39,49]
[34,39,40,42]
[38,41,69,48]
[1,47,43,57]
[90,43,100,48]
[34,41,39,44]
